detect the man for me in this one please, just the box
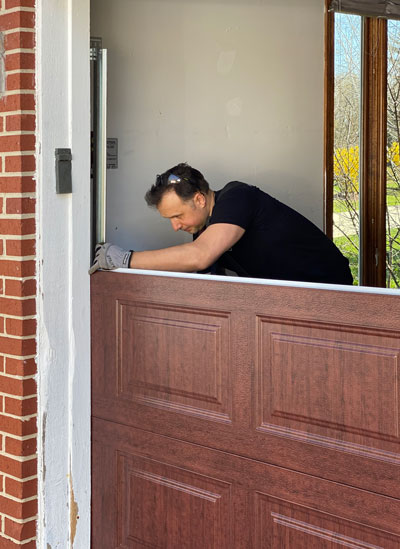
[89,163,353,285]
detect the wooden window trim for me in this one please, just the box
[361,18,387,287]
[324,8,388,287]
[324,0,334,240]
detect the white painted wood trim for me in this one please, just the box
[36,0,91,546]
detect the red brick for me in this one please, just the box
[6,114,35,132]
[0,355,4,372]
[5,53,35,72]
[0,375,36,397]
[0,316,5,333]
[6,72,35,92]
[6,239,35,256]
[0,414,36,437]
[5,357,36,376]
[5,0,36,8]
[6,197,35,214]
[5,278,36,297]
[0,296,35,316]
[3,517,36,542]
[0,536,31,548]
[0,117,3,132]
[0,176,35,193]
[4,396,37,415]
[5,155,35,173]
[0,455,36,478]
[0,94,35,113]
[0,495,37,520]
[4,31,35,51]
[5,435,37,456]
[0,218,35,236]
[0,238,3,254]
[0,11,35,31]
[0,259,34,276]
[0,134,34,152]
[0,334,36,355]
[6,318,36,336]
[5,477,37,500]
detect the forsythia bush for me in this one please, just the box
[334,146,360,191]
[388,141,400,165]
[334,142,400,192]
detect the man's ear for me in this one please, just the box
[193,192,206,208]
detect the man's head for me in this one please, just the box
[145,163,212,234]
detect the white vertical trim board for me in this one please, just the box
[36,0,91,547]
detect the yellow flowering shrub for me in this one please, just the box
[388,141,400,165]
[334,146,360,192]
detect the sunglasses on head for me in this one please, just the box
[168,173,184,184]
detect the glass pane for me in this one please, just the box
[386,20,400,288]
[333,13,362,285]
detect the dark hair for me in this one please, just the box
[145,162,210,207]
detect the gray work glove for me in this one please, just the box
[88,242,133,274]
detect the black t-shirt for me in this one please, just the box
[202,181,353,285]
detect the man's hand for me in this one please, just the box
[89,242,133,274]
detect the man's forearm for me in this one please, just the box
[129,241,208,272]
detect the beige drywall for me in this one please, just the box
[91,0,325,251]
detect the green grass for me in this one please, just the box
[333,192,400,213]
[333,230,400,288]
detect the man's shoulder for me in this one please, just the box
[220,181,251,193]
[216,181,257,201]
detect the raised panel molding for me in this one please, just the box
[255,493,400,548]
[117,300,232,423]
[117,451,233,548]
[256,316,400,463]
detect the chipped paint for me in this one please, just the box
[69,473,79,546]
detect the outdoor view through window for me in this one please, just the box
[334,14,400,288]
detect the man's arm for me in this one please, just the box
[129,223,245,272]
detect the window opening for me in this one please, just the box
[333,13,362,284]
[386,19,400,287]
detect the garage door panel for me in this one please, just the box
[116,299,233,423]
[255,316,400,461]
[92,418,400,548]
[116,451,233,548]
[255,494,400,549]
[92,274,400,497]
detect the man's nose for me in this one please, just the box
[171,219,181,231]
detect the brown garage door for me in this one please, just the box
[91,272,400,548]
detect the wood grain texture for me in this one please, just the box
[117,300,232,422]
[92,419,400,548]
[324,0,334,239]
[256,316,400,456]
[256,494,400,548]
[361,18,388,287]
[91,272,400,545]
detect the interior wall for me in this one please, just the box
[91,0,325,251]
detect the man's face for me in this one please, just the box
[157,189,208,234]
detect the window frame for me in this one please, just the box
[324,2,388,287]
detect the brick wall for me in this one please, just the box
[0,0,37,547]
